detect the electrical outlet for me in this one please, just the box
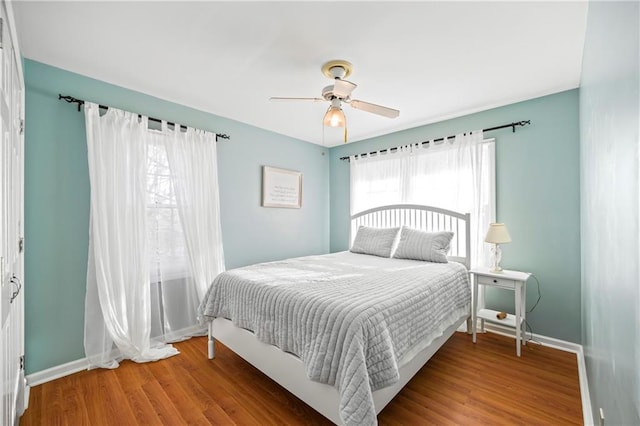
[599,408,605,426]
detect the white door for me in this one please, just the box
[0,0,25,424]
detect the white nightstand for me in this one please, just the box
[470,267,531,356]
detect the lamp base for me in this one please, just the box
[490,243,503,273]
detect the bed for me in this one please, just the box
[198,204,471,425]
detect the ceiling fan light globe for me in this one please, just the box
[323,106,346,127]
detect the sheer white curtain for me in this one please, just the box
[146,129,199,343]
[350,131,494,268]
[84,103,178,368]
[162,124,225,299]
[83,104,225,368]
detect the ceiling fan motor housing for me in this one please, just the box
[322,85,342,101]
[328,66,346,79]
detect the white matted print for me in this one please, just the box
[262,166,302,208]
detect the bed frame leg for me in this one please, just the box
[208,321,215,359]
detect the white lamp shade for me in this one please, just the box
[484,223,511,244]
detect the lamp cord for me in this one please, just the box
[525,273,542,345]
[526,273,541,314]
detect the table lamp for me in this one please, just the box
[484,223,511,272]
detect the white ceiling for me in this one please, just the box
[12,1,588,146]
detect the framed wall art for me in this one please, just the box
[262,166,302,209]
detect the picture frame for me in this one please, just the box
[262,166,302,209]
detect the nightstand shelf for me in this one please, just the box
[477,308,523,329]
[470,267,531,357]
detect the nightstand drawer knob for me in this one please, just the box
[493,279,497,283]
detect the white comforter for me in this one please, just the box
[198,251,470,425]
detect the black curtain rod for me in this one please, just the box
[58,94,231,142]
[338,120,531,161]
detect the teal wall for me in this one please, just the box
[579,2,640,424]
[23,59,329,374]
[330,90,581,343]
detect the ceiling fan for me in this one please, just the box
[270,60,400,142]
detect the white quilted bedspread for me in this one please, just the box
[198,251,470,425]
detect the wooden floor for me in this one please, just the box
[21,332,583,425]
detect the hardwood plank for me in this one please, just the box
[147,359,212,425]
[61,372,92,425]
[40,378,64,424]
[116,359,155,392]
[184,354,266,425]
[141,380,192,425]
[378,392,443,425]
[20,332,583,425]
[93,369,139,426]
[72,371,108,425]
[124,387,164,425]
[171,361,231,417]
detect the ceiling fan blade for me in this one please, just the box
[269,97,325,102]
[350,100,400,118]
[332,80,357,98]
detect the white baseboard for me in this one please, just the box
[26,357,88,387]
[482,324,594,426]
[483,322,580,352]
[575,345,594,426]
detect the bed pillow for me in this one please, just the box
[392,227,454,263]
[350,226,401,258]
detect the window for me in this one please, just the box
[147,139,188,283]
[350,134,494,268]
